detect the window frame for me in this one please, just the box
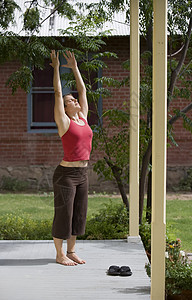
[27,87,57,133]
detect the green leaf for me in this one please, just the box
[92,52,118,59]
[6,66,33,94]
[95,76,121,87]
[0,0,20,30]
[23,7,40,32]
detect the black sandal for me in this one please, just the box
[107,265,121,276]
[119,266,132,276]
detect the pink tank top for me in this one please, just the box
[61,117,93,161]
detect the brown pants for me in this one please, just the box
[52,165,88,240]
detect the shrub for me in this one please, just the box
[139,221,151,253]
[145,238,192,298]
[166,239,192,296]
[79,201,129,240]
[179,168,192,191]
[0,213,52,240]
[140,221,177,256]
[0,176,29,192]
[0,202,129,240]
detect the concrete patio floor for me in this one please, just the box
[0,240,151,300]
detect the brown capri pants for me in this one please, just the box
[52,165,88,240]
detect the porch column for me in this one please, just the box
[151,0,167,299]
[128,0,140,242]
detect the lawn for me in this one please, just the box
[0,193,191,252]
[0,193,122,220]
[166,198,192,253]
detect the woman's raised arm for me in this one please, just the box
[50,50,68,134]
[62,51,88,119]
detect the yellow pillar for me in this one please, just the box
[128,0,140,242]
[151,0,167,299]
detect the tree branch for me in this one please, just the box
[169,102,192,125]
[167,44,184,58]
[104,157,129,209]
[168,12,192,106]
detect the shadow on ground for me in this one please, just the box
[0,258,55,266]
[114,286,151,295]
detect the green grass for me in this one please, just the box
[0,193,191,252]
[0,193,122,221]
[0,193,54,221]
[166,199,192,252]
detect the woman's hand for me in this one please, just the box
[62,50,77,69]
[50,50,60,69]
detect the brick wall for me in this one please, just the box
[102,37,130,112]
[0,61,63,167]
[167,106,192,166]
[0,36,191,191]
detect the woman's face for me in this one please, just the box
[64,94,81,113]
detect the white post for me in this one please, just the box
[128,0,141,243]
[151,0,167,299]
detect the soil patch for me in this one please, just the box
[166,193,192,200]
[88,192,192,200]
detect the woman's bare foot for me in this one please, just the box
[56,254,78,266]
[66,252,86,264]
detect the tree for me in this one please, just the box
[138,0,192,222]
[81,0,192,222]
[0,0,77,93]
[59,15,130,207]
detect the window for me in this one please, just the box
[27,55,102,133]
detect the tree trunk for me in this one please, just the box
[139,21,153,224]
[139,140,152,223]
[146,156,152,222]
[104,157,129,210]
[168,14,192,106]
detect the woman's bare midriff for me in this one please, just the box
[60,160,88,167]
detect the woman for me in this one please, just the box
[50,50,93,266]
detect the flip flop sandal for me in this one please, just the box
[107,265,121,276]
[119,266,132,276]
